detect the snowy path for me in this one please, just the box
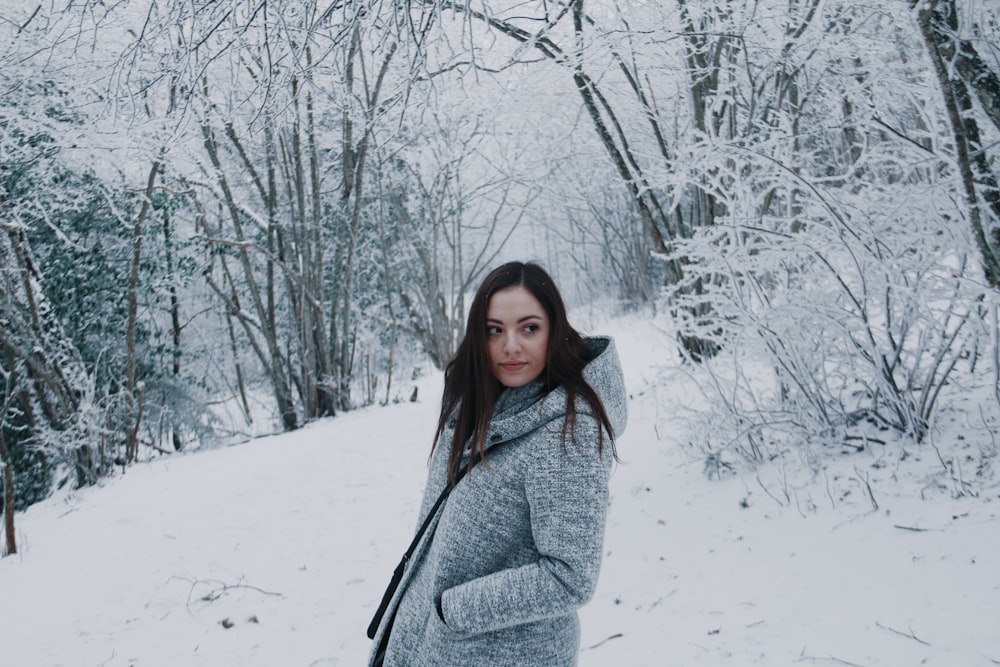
[2,318,998,666]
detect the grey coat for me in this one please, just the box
[368,337,627,667]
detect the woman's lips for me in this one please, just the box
[500,362,527,371]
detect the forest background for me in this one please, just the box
[1,0,999,554]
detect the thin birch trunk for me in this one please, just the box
[0,389,18,557]
[202,122,298,429]
[125,161,160,463]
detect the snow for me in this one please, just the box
[2,315,998,666]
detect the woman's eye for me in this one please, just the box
[524,324,538,334]
[487,326,501,335]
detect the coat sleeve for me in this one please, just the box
[438,416,613,634]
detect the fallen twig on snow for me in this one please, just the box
[587,633,623,650]
[876,620,930,645]
[796,650,867,666]
[893,524,932,532]
[166,575,283,621]
[197,579,282,602]
[854,466,878,511]
[755,473,788,507]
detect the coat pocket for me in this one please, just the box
[416,601,480,667]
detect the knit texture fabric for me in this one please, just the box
[368,337,628,667]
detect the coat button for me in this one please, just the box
[490,433,501,442]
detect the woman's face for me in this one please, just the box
[485,286,550,388]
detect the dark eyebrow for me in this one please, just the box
[486,315,543,325]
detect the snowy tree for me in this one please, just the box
[915,0,1000,286]
[2,0,998,517]
[662,0,998,473]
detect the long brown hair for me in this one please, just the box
[433,261,616,483]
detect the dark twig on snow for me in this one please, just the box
[198,580,282,602]
[875,621,931,646]
[893,524,933,532]
[854,466,878,511]
[586,633,623,650]
[167,575,283,621]
[795,653,867,666]
[755,473,788,507]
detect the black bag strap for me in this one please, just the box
[366,456,477,640]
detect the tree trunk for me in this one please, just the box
[161,197,183,451]
[305,46,335,418]
[202,122,298,429]
[0,390,18,557]
[125,161,160,463]
[917,0,1000,287]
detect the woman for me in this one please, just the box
[368,261,627,667]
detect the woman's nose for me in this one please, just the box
[503,331,520,353]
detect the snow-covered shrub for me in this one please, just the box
[666,183,994,474]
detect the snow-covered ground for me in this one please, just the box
[2,315,998,666]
